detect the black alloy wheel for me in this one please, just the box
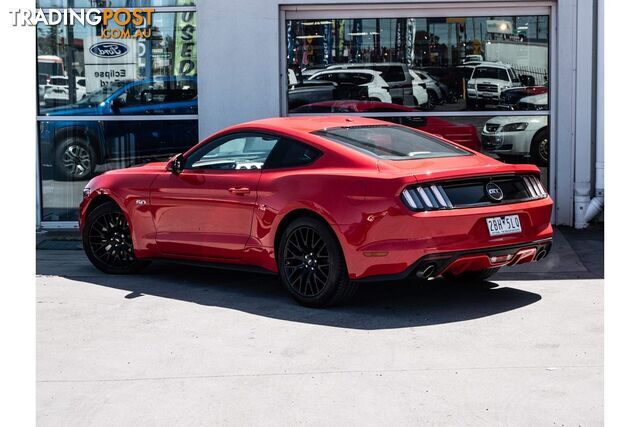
[82,201,150,274]
[278,217,356,307]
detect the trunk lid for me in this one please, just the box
[378,153,540,182]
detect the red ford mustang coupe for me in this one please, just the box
[80,116,553,307]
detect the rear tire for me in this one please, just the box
[277,217,357,307]
[82,201,150,274]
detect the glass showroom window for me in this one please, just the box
[286,16,549,112]
[285,13,550,189]
[37,3,197,223]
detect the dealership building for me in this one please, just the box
[36,0,603,229]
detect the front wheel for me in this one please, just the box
[277,217,357,307]
[466,98,483,110]
[82,201,150,274]
[530,129,550,167]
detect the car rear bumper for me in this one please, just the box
[353,238,552,283]
[336,197,553,280]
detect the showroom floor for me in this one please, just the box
[36,227,603,426]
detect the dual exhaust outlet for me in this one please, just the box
[415,248,549,279]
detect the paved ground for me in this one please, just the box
[36,227,603,426]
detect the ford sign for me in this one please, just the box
[89,42,129,59]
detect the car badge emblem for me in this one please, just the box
[89,42,129,58]
[485,182,504,202]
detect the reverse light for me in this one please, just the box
[502,122,529,132]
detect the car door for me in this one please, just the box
[150,132,280,260]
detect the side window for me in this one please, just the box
[124,82,161,106]
[264,139,322,169]
[376,66,406,82]
[165,79,197,103]
[319,73,336,82]
[186,134,280,170]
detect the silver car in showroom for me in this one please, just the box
[481,94,549,166]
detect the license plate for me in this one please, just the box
[486,215,522,236]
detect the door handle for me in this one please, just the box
[228,187,250,195]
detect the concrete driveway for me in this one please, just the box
[36,228,603,426]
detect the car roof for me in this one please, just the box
[226,116,391,134]
[337,62,406,67]
[313,69,379,75]
[474,61,512,69]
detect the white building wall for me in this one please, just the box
[196,0,600,227]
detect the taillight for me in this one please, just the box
[401,185,453,211]
[522,175,548,199]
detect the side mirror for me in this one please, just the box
[167,153,185,174]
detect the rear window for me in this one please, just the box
[314,125,469,160]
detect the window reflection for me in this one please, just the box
[37,12,197,114]
[371,115,551,186]
[286,16,549,113]
[37,7,198,222]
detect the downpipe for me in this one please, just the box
[584,0,605,224]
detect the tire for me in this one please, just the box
[277,217,357,307]
[54,136,95,181]
[426,89,439,109]
[530,129,550,167]
[82,201,150,274]
[446,267,500,282]
[412,96,428,111]
[466,98,481,110]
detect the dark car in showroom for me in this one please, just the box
[39,76,198,180]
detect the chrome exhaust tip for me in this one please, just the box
[535,249,548,262]
[416,263,437,279]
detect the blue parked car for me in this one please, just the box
[40,76,198,180]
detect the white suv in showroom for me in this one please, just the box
[308,69,392,104]
[466,62,521,109]
[482,93,548,165]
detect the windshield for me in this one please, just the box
[472,67,509,81]
[38,62,63,76]
[314,125,469,160]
